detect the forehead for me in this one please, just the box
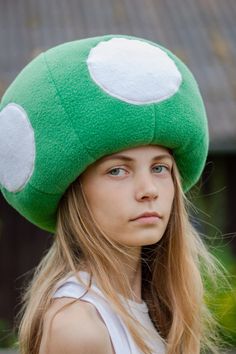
[98,144,173,164]
[80,145,173,178]
[118,144,171,154]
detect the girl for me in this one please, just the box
[0,34,223,353]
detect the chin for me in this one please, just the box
[140,231,164,243]
[142,237,163,246]
[126,235,164,247]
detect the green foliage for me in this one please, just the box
[0,319,17,349]
[204,245,236,348]
[190,162,236,348]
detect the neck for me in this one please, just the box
[128,258,142,303]
[80,246,143,303]
[116,245,143,303]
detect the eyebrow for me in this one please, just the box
[101,153,173,163]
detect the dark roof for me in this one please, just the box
[0,0,235,152]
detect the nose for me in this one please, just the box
[134,172,159,202]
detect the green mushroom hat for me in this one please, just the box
[0,34,209,233]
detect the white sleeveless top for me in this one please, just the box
[52,271,166,354]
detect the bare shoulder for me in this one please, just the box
[39,297,114,354]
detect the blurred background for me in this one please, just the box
[0,0,235,352]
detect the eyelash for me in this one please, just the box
[107,164,171,176]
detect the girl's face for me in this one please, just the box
[80,145,175,247]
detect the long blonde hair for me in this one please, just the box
[16,159,226,354]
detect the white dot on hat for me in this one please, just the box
[0,103,35,192]
[87,37,182,105]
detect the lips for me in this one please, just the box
[131,211,162,221]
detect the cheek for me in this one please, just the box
[168,183,175,203]
[83,184,119,226]
[163,180,175,213]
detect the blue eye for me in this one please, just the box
[152,165,169,173]
[108,167,126,176]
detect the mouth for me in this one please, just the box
[132,215,161,224]
[130,211,162,224]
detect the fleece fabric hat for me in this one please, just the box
[0,34,209,233]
